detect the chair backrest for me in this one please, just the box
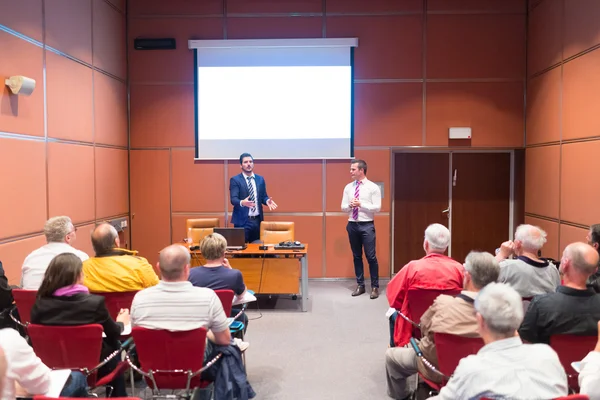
[28,324,103,371]
[132,326,208,390]
[215,289,234,316]
[92,291,138,320]
[555,395,590,400]
[434,332,484,379]
[12,289,38,324]
[186,218,220,244]
[260,221,294,244]
[406,288,462,323]
[550,334,597,388]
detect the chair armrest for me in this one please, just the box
[9,306,28,328]
[87,337,134,376]
[397,310,420,329]
[409,338,450,380]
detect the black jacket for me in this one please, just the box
[30,293,123,358]
[0,261,13,310]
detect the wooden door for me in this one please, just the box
[393,153,450,273]
[450,153,510,263]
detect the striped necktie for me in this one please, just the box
[247,176,256,214]
[352,181,361,220]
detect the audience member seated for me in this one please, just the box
[30,253,129,397]
[385,251,500,399]
[21,216,88,290]
[387,224,464,347]
[83,223,158,292]
[578,321,600,398]
[0,328,88,399]
[0,261,14,329]
[131,245,254,397]
[189,233,249,330]
[430,283,567,400]
[495,224,560,298]
[586,224,600,293]
[519,242,600,344]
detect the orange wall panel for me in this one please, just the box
[426,82,524,147]
[563,0,600,60]
[94,72,127,147]
[72,223,95,258]
[48,142,95,223]
[262,215,323,278]
[227,17,322,40]
[559,224,589,256]
[130,150,171,266]
[0,0,43,41]
[128,18,223,83]
[93,0,126,79]
[527,0,562,76]
[0,138,47,239]
[171,214,226,244]
[46,52,93,142]
[325,160,352,212]
[560,141,600,226]
[226,160,323,213]
[524,146,560,219]
[128,0,223,16]
[326,0,422,13]
[427,14,525,79]
[45,0,92,63]
[526,68,561,145]
[354,83,423,146]
[0,32,44,137]
[524,216,559,260]
[562,49,600,141]
[171,149,226,213]
[325,215,390,278]
[0,235,47,285]
[428,0,525,12]
[326,16,422,80]
[227,0,321,14]
[130,84,195,148]
[95,147,128,218]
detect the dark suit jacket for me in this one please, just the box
[31,293,124,358]
[229,173,269,226]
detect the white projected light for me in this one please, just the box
[189,38,358,160]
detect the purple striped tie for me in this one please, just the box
[352,181,361,220]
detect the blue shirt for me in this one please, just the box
[188,266,245,295]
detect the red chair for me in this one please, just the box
[550,334,597,391]
[128,326,222,397]
[27,324,130,395]
[10,289,37,326]
[92,291,138,320]
[398,288,461,337]
[35,397,142,400]
[215,289,234,316]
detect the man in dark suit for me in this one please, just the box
[229,153,277,243]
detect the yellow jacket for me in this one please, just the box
[83,248,159,293]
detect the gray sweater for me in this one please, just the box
[498,256,560,297]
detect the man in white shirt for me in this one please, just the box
[430,283,568,400]
[21,216,89,289]
[341,159,382,299]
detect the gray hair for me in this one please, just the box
[514,224,547,251]
[464,251,500,289]
[91,223,118,256]
[475,282,524,336]
[159,244,191,281]
[425,223,450,251]
[44,216,74,243]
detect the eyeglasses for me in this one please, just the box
[67,227,78,235]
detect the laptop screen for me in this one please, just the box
[213,227,246,247]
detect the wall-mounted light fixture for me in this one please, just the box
[5,75,36,96]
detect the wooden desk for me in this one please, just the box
[188,243,309,312]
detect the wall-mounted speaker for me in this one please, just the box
[134,38,176,50]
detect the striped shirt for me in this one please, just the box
[341,178,381,222]
[131,281,229,333]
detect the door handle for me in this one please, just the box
[442,208,450,214]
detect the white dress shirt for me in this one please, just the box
[0,328,51,400]
[21,242,89,289]
[431,337,568,400]
[239,174,259,217]
[341,178,381,222]
[580,351,600,400]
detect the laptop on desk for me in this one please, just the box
[213,228,247,250]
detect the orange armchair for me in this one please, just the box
[260,221,295,244]
[185,218,220,244]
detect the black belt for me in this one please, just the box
[248,216,259,220]
[348,220,373,224]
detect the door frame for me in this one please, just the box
[390,149,515,277]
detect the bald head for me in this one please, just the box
[158,244,191,281]
[563,242,600,277]
[91,223,119,256]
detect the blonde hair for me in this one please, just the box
[200,233,227,261]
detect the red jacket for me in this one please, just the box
[387,253,464,346]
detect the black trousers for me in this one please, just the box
[346,221,379,288]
